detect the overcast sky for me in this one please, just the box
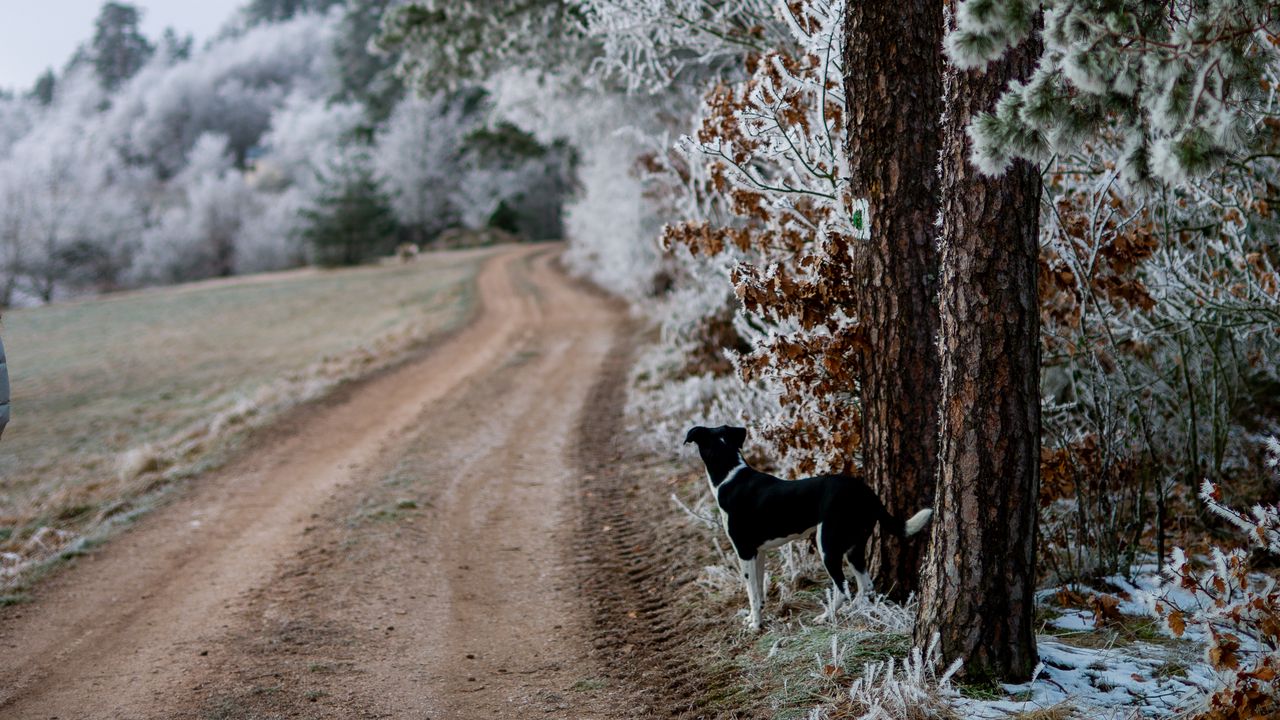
[0,1,245,92]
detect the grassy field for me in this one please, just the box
[0,248,493,586]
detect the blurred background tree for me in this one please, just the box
[91,2,154,91]
[301,151,398,266]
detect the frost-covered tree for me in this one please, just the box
[365,70,579,244]
[240,93,366,269]
[253,92,365,191]
[21,143,84,301]
[0,94,35,155]
[104,12,342,176]
[947,0,1280,183]
[91,2,155,91]
[936,0,1280,604]
[2,109,146,301]
[376,1,589,93]
[234,187,310,273]
[372,92,476,241]
[333,0,404,123]
[0,164,29,307]
[132,134,254,283]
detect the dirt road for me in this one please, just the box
[0,245,651,719]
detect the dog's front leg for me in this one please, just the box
[748,555,763,630]
[740,554,762,631]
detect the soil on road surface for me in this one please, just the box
[0,245,719,719]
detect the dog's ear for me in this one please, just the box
[684,426,708,445]
[726,426,747,450]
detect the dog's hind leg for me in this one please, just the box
[814,523,851,623]
[846,533,873,604]
[740,554,763,631]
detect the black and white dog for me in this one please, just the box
[685,425,933,630]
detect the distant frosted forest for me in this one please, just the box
[0,0,575,305]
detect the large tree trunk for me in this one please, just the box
[843,0,943,600]
[914,27,1043,680]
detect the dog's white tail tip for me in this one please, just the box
[905,508,934,536]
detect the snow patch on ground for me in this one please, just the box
[962,566,1219,718]
[958,636,1212,718]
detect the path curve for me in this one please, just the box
[0,245,634,719]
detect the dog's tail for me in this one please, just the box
[878,504,934,538]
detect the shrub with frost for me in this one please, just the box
[1035,126,1280,581]
[233,186,310,273]
[659,0,863,474]
[1155,438,1280,720]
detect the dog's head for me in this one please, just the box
[684,425,747,452]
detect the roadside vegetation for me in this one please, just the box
[0,249,488,593]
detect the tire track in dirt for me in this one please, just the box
[571,329,763,720]
[0,244,747,720]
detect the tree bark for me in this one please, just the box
[843,0,943,600]
[914,26,1043,681]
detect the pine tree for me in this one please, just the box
[301,152,400,267]
[30,69,56,106]
[946,0,1280,184]
[842,0,945,600]
[91,2,154,91]
[158,27,193,64]
[910,0,1280,680]
[915,6,1044,683]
